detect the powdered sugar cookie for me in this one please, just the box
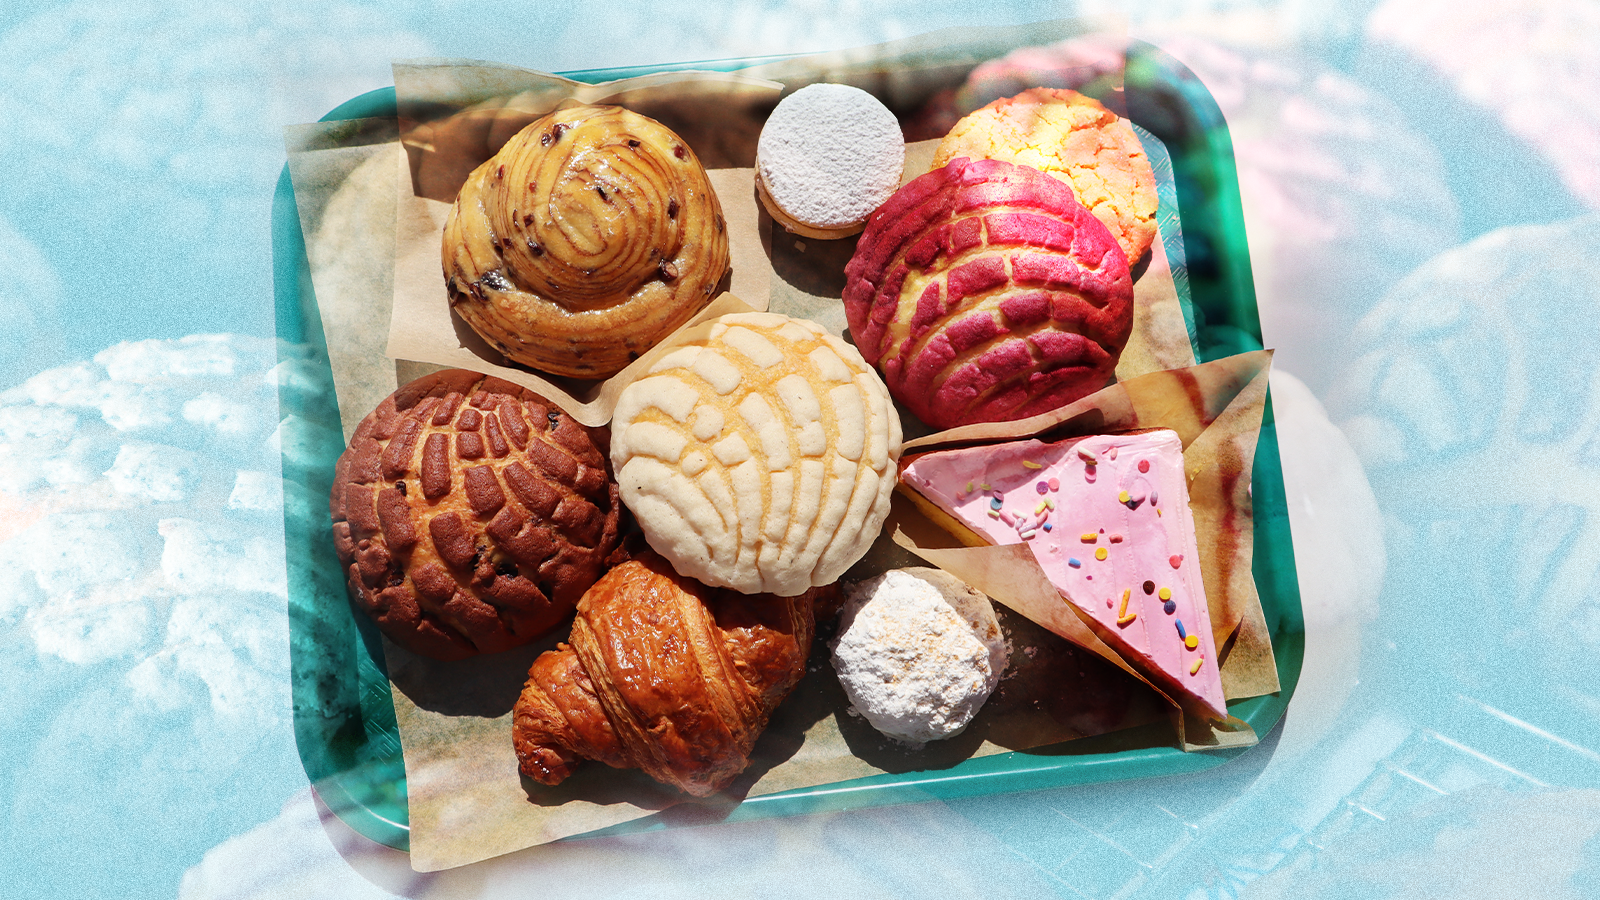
[831,568,1007,745]
[756,83,905,239]
[933,88,1158,266]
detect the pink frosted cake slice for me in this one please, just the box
[898,430,1227,719]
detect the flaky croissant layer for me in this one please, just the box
[512,553,821,797]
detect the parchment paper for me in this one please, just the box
[283,17,1281,873]
[893,349,1280,739]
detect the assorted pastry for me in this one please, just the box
[513,551,827,796]
[755,83,906,239]
[329,370,625,661]
[897,429,1227,719]
[441,103,730,380]
[932,87,1159,267]
[327,76,1248,807]
[843,156,1135,430]
[609,310,901,597]
[831,567,1008,745]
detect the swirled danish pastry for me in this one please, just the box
[442,104,730,379]
[610,312,902,597]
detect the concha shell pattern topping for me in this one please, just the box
[610,312,902,596]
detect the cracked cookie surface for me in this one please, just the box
[933,88,1157,266]
[844,157,1134,430]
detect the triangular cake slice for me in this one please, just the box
[898,430,1227,720]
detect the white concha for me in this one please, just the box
[611,312,903,595]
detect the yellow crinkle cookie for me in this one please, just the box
[932,88,1158,266]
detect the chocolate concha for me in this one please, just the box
[442,104,730,379]
[610,312,902,596]
[329,370,624,660]
[843,157,1134,430]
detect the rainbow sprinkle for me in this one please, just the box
[1080,533,1097,543]
[1117,589,1137,626]
[1095,547,1108,561]
[1068,558,1082,568]
[1158,587,1172,601]
[1190,657,1205,675]
[1022,459,1042,469]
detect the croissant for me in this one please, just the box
[512,552,820,797]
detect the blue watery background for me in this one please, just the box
[3,1,1600,898]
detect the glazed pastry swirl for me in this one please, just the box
[443,104,730,379]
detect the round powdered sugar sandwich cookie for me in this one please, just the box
[756,83,905,240]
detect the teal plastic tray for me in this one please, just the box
[275,40,1303,853]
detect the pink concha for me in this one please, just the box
[844,157,1133,430]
